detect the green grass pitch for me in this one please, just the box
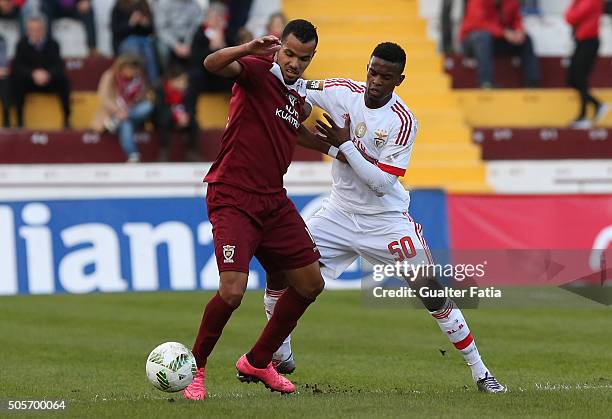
[1,291,610,417]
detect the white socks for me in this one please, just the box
[264,288,293,362]
[430,298,489,381]
[265,291,489,380]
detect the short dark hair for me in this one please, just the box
[371,42,406,72]
[281,19,318,47]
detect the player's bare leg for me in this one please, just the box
[409,273,507,393]
[238,261,324,392]
[264,272,296,374]
[184,271,248,400]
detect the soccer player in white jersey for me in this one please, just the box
[265,42,506,393]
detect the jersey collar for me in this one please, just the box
[269,62,308,98]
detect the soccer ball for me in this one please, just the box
[145,342,197,392]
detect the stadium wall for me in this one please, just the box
[0,163,449,296]
[1,164,609,296]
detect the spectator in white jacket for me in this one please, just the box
[154,0,203,70]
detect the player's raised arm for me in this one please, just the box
[316,114,397,197]
[203,35,282,78]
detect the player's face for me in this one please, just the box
[276,33,317,84]
[365,57,405,102]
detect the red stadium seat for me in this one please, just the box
[473,127,612,160]
[0,130,323,163]
[445,55,612,89]
[64,56,114,91]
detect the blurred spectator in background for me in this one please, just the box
[0,34,9,127]
[92,53,153,162]
[0,0,23,24]
[154,65,199,161]
[40,0,98,56]
[521,0,541,15]
[111,0,158,84]
[11,15,71,128]
[566,0,609,129]
[154,0,203,71]
[266,11,287,38]
[185,2,232,120]
[236,26,253,45]
[440,0,467,54]
[460,0,539,88]
[225,0,252,46]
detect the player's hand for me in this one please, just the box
[245,35,281,56]
[315,113,351,147]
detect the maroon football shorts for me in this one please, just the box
[206,182,320,274]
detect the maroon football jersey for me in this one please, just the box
[204,55,308,194]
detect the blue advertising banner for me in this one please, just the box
[0,191,449,295]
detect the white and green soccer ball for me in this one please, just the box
[145,342,197,392]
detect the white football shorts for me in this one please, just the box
[307,199,433,282]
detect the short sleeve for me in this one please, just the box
[235,55,272,87]
[377,111,418,177]
[305,79,335,110]
[305,78,362,124]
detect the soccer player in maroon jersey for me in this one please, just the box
[182,20,324,400]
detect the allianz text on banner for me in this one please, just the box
[0,192,450,295]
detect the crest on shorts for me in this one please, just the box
[223,245,235,263]
[374,129,388,148]
[354,122,367,138]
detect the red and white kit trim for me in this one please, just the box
[324,78,366,93]
[390,101,413,146]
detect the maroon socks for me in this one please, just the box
[191,292,236,367]
[247,287,314,368]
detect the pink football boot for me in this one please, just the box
[235,354,296,394]
[183,367,206,400]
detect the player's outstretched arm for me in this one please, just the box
[316,114,397,196]
[203,35,282,78]
[297,125,348,163]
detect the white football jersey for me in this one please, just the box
[305,78,417,215]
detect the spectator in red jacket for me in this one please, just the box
[154,66,199,162]
[566,0,609,128]
[460,0,539,88]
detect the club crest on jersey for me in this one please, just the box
[223,245,235,263]
[355,122,367,138]
[287,94,297,107]
[306,80,324,90]
[374,129,389,148]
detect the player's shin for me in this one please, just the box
[248,286,316,368]
[429,298,490,381]
[191,291,237,367]
[264,288,293,363]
